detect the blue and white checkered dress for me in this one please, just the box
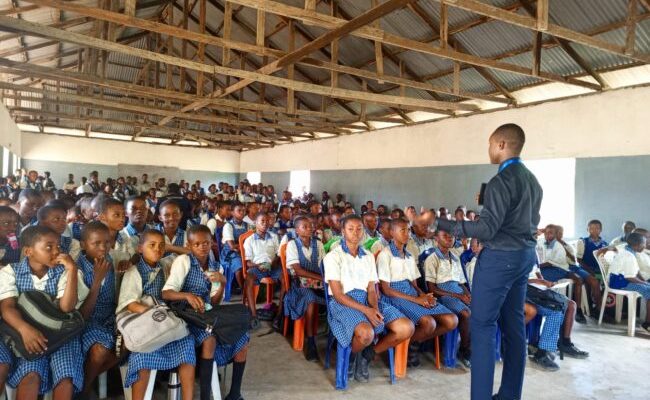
[69,222,83,241]
[0,241,21,265]
[283,237,325,320]
[78,254,117,354]
[220,220,248,276]
[7,258,84,394]
[531,304,564,352]
[59,236,72,254]
[624,282,650,300]
[436,281,470,314]
[155,224,186,257]
[247,232,282,284]
[0,341,12,366]
[180,254,249,366]
[123,258,196,388]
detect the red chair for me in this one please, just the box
[239,231,274,306]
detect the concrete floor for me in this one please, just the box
[233,320,649,400]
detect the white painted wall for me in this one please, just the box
[21,132,241,173]
[0,103,21,155]
[240,85,650,172]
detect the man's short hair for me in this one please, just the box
[493,123,526,154]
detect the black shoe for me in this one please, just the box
[249,317,261,331]
[531,351,560,371]
[305,343,320,362]
[348,353,357,378]
[354,353,370,383]
[225,394,244,400]
[642,322,650,332]
[457,349,471,369]
[407,341,421,368]
[558,342,589,359]
[575,310,587,324]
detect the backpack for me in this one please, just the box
[170,303,251,345]
[0,290,85,361]
[525,285,569,313]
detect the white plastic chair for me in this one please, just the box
[594,250,642,337]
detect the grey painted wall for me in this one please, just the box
[22,159,238,189]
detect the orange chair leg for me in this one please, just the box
[283,316,289,337]
[395,339,409,378]
[434,336,441,370]
[292,318,305,351]
[266,283,274,304]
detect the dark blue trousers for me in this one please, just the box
[470,247,535,400]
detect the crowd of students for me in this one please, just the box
[0,169,649,399]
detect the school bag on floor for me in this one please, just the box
[170,303,251,345]
[0,290,85,361]
[116,296,189,353]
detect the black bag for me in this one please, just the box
[0,290,85,361]
[525,285,569,313]
[170,303,251,345]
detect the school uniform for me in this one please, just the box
[636,249,650,281]
[409,233,435,260]
[273,218,294,234]
[220,219,249,301]
[59,232,81,262]
[283,237,325,320]
[163,254,249,366]
[114,230,138,258]
[610,236,627,248]
[0,258,88,394]
[377,242,451,324]
[243,232,282,284]
[323,242,404,347]
[117,257,196,388]
[608,247,650,299]
[576,236,608,274]
[121,222,153,242]
[464,256,478,289]
[155,224,188,258]
[424,248,469,314]
[77,253,117,354]
[526,266,564,352]
[369,236,390,255]
[68,221,84,241]
[0,239,21,265]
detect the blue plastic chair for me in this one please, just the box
[526,314,543,346]
[321,263,396,390]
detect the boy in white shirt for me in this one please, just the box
[605,232,650,331]
[632,228,650,281]
[243,212,281,328]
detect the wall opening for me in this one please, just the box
[246,171,261,185]
[289,170,310,198]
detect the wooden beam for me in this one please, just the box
[536,0,548,31]
[0,4,39,15]
[256,8,265,47]
[641,0,650,11]
[532,31,542,76]
[626,0,637,55]
[227,0,600,90]
[440,1,448,49]
[222,0,232,67]
[440,0,650,63]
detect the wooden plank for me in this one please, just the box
[0,4,39,15]
[532,31,542,76]
[375,41,384,83]
[440,1,448,49]
[197,0,206,96]
[626,0,637,55]
[536,0,548,31]
[453,61,460,95]
[305,0,316,11]
[256,8,265,46]
[287,20,295,114]
[222,0,232,66]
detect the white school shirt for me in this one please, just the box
[323,245,378,295]
[465,256,478,289]
[203,214,223,236]
[243,233,279,265]
[114,231,138,257]
[424,250,466,285]
[243,215,255,226]
[116,263,166,314]
[163,230,188,248]
[221,220,249,244]
[285,239,324,276]
[536,240,569,270]
[528,265,548,291]
[0,265,89,306]
[636,250,650,281]
[162,254,223,299]
[409,234,435,259]
[376,246,420,283]
[609,249,640,278]
[64,236,82,262]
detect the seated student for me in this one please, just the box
[156,200,189,258]
[121,195,151,241]
[274,205,294,238]
[361,211,379,244]
[462,238,483,289]
[98,198,137,258]
[575,220,607,314]
[77,221,120,396]
[283,216,326,361]
[368,218,392,255]
[537,225,591,323]
[116,229,196,400]
[378,218,457,368]
[632,228,650,281]
[526,265,589,371]
[408,220,435,270]
[390,208,405,220]
[242,202,259,226]
[68,197,93,241]
[0,206,20,266]
[604,232,650,332]
[220,202,249,300]
[37,204,81,261]
[325,215,413,383]
[0,226,87,399]
[16,189,42,232]
[610,221,636,248]
[424,228,472,368]
[308,201,322,219]
[243,212,282,328]
[323,211,342,248]
[211,201,232,251]
[162,225,248,400]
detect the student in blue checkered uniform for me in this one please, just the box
[37,204,81,262]
[378,218,458,368]
[77,221,121,397]
[0,226,88,398]
[424,228,472,368]
[98,198,138,258]
[576,219,607,313]
[243,212,282,329]
[121,195,152,242]
[155,200,189,259]
[68,197,94,241]
[17,189,42,233]
[283,216,325,361]
[324,215,413,383]
[162,225,249,400]
[117,229,195,400]
[606,232,650,332]
[526,265,589,371]
[0,206,21,266]
[274,205,294,238]
[220,202,249,301]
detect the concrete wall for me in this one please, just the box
[0,104,21,156]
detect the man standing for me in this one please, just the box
[433,123,542,400]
